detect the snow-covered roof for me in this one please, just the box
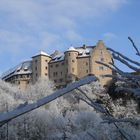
[76,47,93,58]
[1,61,32,80]
[50,46,95,63]
[32,51,50,58]
[68,46,76,51]
[50,53,64,63]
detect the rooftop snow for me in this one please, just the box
[1,61,32,80]
[32,51,50,57]
[50,46,95,63]
[50,53,64,63]
[68,46,76,51]
[76,47,93,57]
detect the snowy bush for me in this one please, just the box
[0,71,140,139]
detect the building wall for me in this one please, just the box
[5,74,31,90]
[64,51,79,82]
[77,57,90,78]
[32,56,41,83]
[32,55,51,83]
[49,60,67,87]
[90,41,112,86]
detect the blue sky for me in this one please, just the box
[0,0,139,74]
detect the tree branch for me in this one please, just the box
[108,47,140,66]
[128,37,140,56]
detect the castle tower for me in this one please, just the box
[90,40,112,86]
[32,51,51,83]
[64,47,79,83]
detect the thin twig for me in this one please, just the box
[128,37,140,56]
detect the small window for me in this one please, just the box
[72,68,74,72]
[100,58,104,61]
[53,72,55,77]
[56,64,59,67]
[100,51,103,54]
[35,67,37,70]
[86,52,90,55]
[72,60,75,63]
[69,53,71,56]
[99,66,104,70]
[45,73,48,76]
[45,66,48,70]
[86,62,88,65]
[45,60,48,62]
[59,79,63,82]
[50,65,53,68]
[36,73,38,77]
[86,70,88,73]
[35,60,38,63]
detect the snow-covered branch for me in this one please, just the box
[102,116,140,125]
[108,48,140,66]
[112,53,140,72]
[128,36,140,56]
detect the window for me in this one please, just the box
[53,72,58,77]
[72,60,75,63]
[45,66,48,70]
[100,58,104,61]
[69,53,71,56]
[86,62,88,66]
[59,79,63,82]
[35,67,37,70]
[50,65,53,68]
[99,66,104,70]
[36,73,38,77]
[45,73,48,76]
[53,72,55,77]
[56,64,59,67]
[86,70,88,73]
[72,68,74,72]
[45,60,48,62]
[100,51,103,54]
[35,60,37,63]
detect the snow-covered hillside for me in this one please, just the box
[0,77,140,140]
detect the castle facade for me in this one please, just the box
[1,40,113,89]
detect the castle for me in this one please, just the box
[1,40,113,89]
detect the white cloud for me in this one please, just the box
[65,30,83,42]
[0,0,127,54]
[103,32,117,41]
